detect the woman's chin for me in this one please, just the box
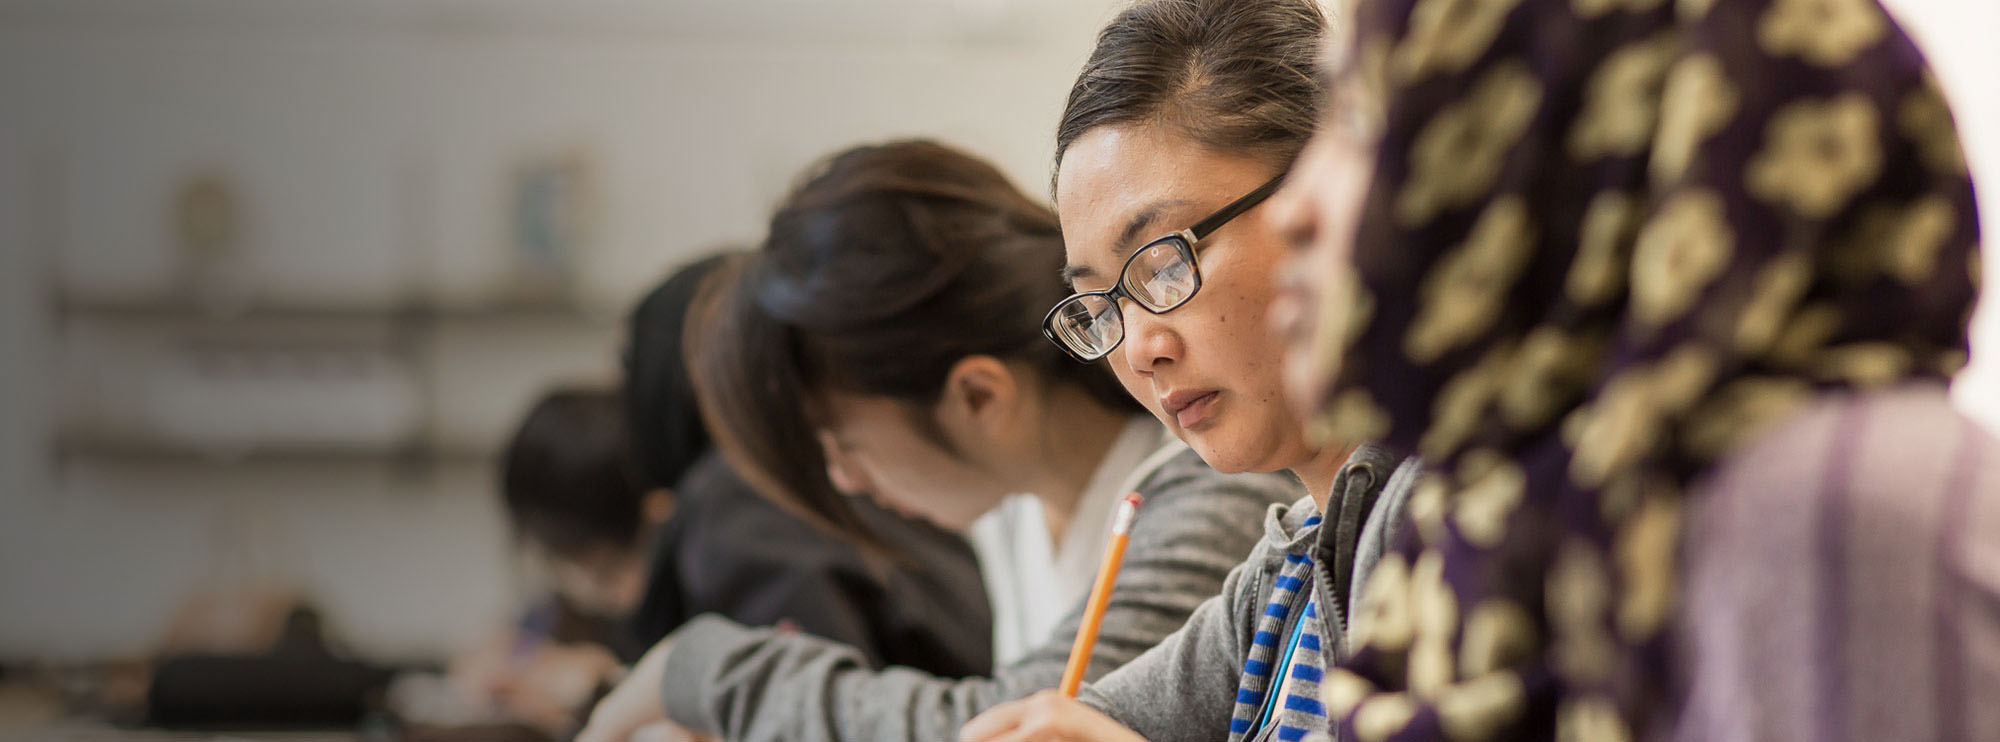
[1184,436,1276,476]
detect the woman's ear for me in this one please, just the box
[817,429,875,495]
[641,489,676,525]
[935,355,1021,444]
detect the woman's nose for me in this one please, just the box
[1117,299,1182,376]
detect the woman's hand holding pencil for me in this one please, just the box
[576,639,714,742]
[958,689,1149,742]
[1058,492,1143,696]
[959,493,1151,742]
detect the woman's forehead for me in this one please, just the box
[1056,124,1280,268]
[818,391,923,435]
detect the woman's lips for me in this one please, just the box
[1161,389,1222,429]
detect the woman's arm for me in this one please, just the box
[592,460,1297,742]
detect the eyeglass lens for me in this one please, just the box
[1054,240,1199,358]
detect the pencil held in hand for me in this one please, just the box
[1058,492,1144,697]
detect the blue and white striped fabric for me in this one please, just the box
[1226,516,1332,742]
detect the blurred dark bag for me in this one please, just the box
[145,653,395,729]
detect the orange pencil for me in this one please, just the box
[1058,491,1144,697]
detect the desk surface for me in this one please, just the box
[2,724,360,742]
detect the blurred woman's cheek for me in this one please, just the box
[1272,254,1324,410]
[817,430,879,496]
[1282,274,1344,418]
[1264,135,1337,256]
[607,558,649,616]
[1272,147,1372,419]
[1265,141,1335,412]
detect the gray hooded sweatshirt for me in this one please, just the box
[655,445,1302,742]
[1077,444,1422,742]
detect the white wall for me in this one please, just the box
[1880,0,2000,430]
[0,0,1993,663]
[0,0,1121,662]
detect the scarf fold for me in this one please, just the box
[1308,0,1981,738]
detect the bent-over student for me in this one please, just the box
[577,140,1309,742]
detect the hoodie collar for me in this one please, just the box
[1255,443,1406,568]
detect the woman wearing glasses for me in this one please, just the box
[574,138,1303,742]
[962,0,1427,741]
[1039,0,1414,521]
[978,0,1997,739]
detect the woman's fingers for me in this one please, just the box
[958,697,1025,741]
[574,683,654,742]
[629,721,716,742]
[575,638,676,742]
[960,691,1148,742]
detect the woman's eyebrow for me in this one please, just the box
[1061,263,1097,285]
[1060,197,1197,287]
[1116,198,1193,252]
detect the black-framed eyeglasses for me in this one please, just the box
[1043,174,1285,363]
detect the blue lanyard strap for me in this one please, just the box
[1249,600,1312,737]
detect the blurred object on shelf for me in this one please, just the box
[503,148,596,307]
[171,171,255,318]
[135,344,423,461]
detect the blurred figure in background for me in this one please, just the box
[448,388,650,737]
[578,140,1302,742]
[1262,0,1999,738]
[446,257,997,739]
[966,0,1999,738]
[617,253,993,672]
[957,0,1430,739]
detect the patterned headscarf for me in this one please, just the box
[1307,0,1981,738]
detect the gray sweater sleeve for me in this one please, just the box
[1083,455,1426,742]
[1075,547,1263,742]
[656,451,1299,742]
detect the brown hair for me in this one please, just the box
[1054,0,1328,187]
[689,140,1141,550]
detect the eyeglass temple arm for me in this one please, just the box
[1185,174,1287,242]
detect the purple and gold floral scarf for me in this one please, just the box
[1305,0,1981,738]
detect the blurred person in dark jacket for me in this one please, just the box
[454,257,994,737]
[620,254,992,671]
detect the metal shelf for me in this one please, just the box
[47,292,609,473]
[52,294,616,326]
[52,434,493,468]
